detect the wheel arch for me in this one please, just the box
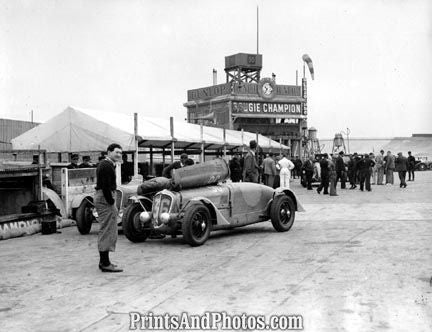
[274,189,305,212]
[184,197,230,226]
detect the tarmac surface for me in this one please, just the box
[0,171,431,332]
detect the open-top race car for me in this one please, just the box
[122,159,304,246]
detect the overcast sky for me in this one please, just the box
[0,0,431,138]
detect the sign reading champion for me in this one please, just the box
[232,78,302,115]
[232,102,302,115]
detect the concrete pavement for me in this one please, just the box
[0,172,431,331]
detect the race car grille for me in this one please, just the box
[152,194,172,225]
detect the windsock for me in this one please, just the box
[302,54,315,80]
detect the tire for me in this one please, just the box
[76,198,95,235]
[182,203,211,246]
[418,163,426,171]
[122,202,151,243]
[270,195,295,232]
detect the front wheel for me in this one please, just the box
[76,198,95,234]
[270,195,295,232]
[122,202,151,243]
[182,203,211,246]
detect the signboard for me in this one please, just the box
[187,82,302,101]
[232,102,304,115]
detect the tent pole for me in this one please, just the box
[134,113,139,178]
[223,128,227,159]
[200,124,204,163]
[149,145,153,177]
[170,117,175,163]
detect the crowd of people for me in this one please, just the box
[226,140,418,196]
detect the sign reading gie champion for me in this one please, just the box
[232,102,303,115]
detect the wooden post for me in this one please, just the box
[133,113,139,177]
[200,124,204,163]
[241,129,245,153]
[223,128,227,159]
[170,117,175,162]
[149,146,153,176]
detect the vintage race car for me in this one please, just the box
[122,159,304,246]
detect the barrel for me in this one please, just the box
[171,159,230,191]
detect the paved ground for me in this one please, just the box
[0,172,431,332]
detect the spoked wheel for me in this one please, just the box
[270,195,295,232]
[76,198,95,234]
[182,203,211,246]
[122,202,152,243]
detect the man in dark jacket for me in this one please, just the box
[243,140,259,183]
[94,143,123,272]
[302,155,314,190]
[317,154,329,194]
[347,153,358,189]
[335,151,346,189]
[229,153,242,182]
[358,153,375,191]
[407,151,416,181]
[395,152,409,188]
[162,153,189,178]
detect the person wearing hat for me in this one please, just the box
[384,151,395,184]
[317,153,330,194]
[357,153,375,191]
[395,152,408,188]
[162,153,190,179]
[375,150,385,185]
[243,140,260,183]
[335,151,346,189]
[79,156,93,168]
[407,151,416,181]
[347,153,358,189]
[67,154,80,169]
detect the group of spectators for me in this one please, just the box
[303,150,416,196]
[228,140,302,189]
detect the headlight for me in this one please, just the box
[160,212,170,224]
[140,211,151,222]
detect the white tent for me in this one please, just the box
[12,106,288,152]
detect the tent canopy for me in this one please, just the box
[12,106,288,152]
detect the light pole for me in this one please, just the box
[341,128,351,154]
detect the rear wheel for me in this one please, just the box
[182,203,211,246]
[76,198,95,235]
[122,202,152,243]
[270,195,295,232]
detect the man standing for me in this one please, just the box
[94,143,123,272]
[329,157,338,196]
[358,153,375,191]
[263,153,276,187]
[347,153,358,189]
[317,154,330,195]
[376,150,385,185]
[162,153,189,178]
[335,151,346,189]
[302,156,314,190]
[395,152,408,188]
[277,152,295,188]
[385,151,395,185]
[229,153,242,182]
[407,151,416,181]
[243,140,259,183]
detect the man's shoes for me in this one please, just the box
[307,187,313,190]
[316,189,321,194]
[403,184,407,188]
[323,192,329,195]
[99,263,123,273]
